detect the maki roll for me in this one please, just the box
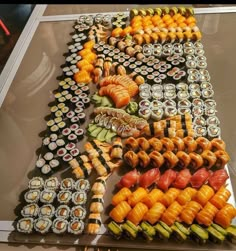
[42,137,50,147]
[56,139,65,147]
[62,128,71,137]
[82,97,91,107]
[70,124,79,131]
[208,125,221,138]
[75,128,84,140]
[24,189,40,204]
[70,205,86,220]
[49,159,60,169]
[60,178,75,190]
[107,221,123,240]
[65,142,76,151]
[17,218,34,234]
[57,147,67,157]
[55,205,71,219]
[63,153,73,162]
[206,116,220,126]
[57,190,72,204]
[44,177,60,191]
[28,177,44,190]
[44,152,54,162]
[75,179,90,191]
[41,164,52,175]
[34,217,52,234]
[66,111,75,119]
[138,108,151,120]
[67,134,77,142]
[78,113,86,123]
[70,148,80,157]
[48,142,57,152]
[72,191,87,205]
[52,218,68,234]
[40,190,57,204]
[39,204,55,218]
[75,107,84,114]
[68,219,85,235]
[21,203,39,218]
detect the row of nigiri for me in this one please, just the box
[124,136,226,155]
[117,168,229,191]
[124,149,229,170]
[109,186,236,227]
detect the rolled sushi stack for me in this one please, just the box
[17,177,90,235]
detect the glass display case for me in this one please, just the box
[0,4,236,251]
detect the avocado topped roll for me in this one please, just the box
[206,225,225,244]
[122,220,140,240]
[140,221,156,242]
[190,224,209,244]
[107,221,123,240]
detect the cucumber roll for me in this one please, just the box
[41,164,52,175]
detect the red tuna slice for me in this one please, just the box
[173,169,192,189]
[157,169,177,191]
[139,168,160,188]
[190,167,211,189]
[208,169,229,191]
[117,169,140,188]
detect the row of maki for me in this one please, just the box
[17,177,90,235]
[16,14,96,237]
[36,75,93,174]
[108,220,236,245]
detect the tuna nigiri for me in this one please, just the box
[208,169,229,191]
[139,168,160,188]
[117,169,140,188]
[190,167,211,189]
[157,169,177,191]
[173,169,191,189]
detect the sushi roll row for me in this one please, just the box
[108,219,236,245]
[17,216,85,235]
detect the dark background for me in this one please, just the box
[0,4,35,73]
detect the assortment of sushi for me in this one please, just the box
[14,6,236,249]
[16,177,90,234]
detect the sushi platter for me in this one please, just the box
[3,6,236,250]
